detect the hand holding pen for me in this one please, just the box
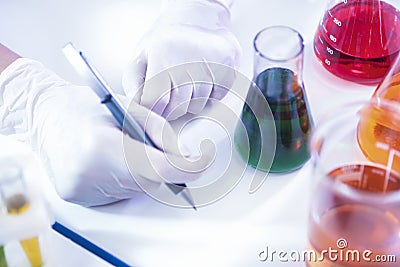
[62,43,204,209]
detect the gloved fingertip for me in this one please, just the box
[163,107,187,121]
[209,84,229,100]
[179,143,192,158]
[122,52,148,100]
[187,96,209,114]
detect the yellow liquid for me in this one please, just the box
[357,74,400,173]
[7,194,43,267]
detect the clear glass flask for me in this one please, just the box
[234,26,313,173]
[314,0,400,85]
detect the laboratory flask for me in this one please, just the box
[314,0,400,85]
[357,52,400,173]
[308,100,400,267]
[234,26,313,173]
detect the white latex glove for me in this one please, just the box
[0,58,205,206]
[122,0,241,120]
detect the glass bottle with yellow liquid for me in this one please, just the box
[0,163,43,267]
[357,53,400,172]
[7,194,43,267]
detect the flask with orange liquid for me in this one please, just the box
[308,101,400,267]
[357,53,400,173]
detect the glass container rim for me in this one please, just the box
[0,160,22,185]
[309,99,400,204]
[253,25,305,62]
[321,163,400,204]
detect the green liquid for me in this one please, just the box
[235,67,312,173]
[0,246,7,267]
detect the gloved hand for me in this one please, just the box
[122,0,241,120]
[0,58,206,206]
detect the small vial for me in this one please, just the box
[0,163,43,267]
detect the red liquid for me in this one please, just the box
[314,1,400,85]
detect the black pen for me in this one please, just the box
[62,43,196,210]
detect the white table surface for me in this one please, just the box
[0,0,377,266]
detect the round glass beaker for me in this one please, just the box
[314,0,400,85]
[307,100,400,267]
[235,26,313,173]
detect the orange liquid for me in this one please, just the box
[357,73,400,173]
[307,164,400,266]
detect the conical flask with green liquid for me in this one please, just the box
[235,26,313,173]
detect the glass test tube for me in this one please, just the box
[0,163,43,267]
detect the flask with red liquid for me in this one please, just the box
[314,0,400,85]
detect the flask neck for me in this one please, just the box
[372,52,400,101]
[253,51,304,85]
[252,26,305,84]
